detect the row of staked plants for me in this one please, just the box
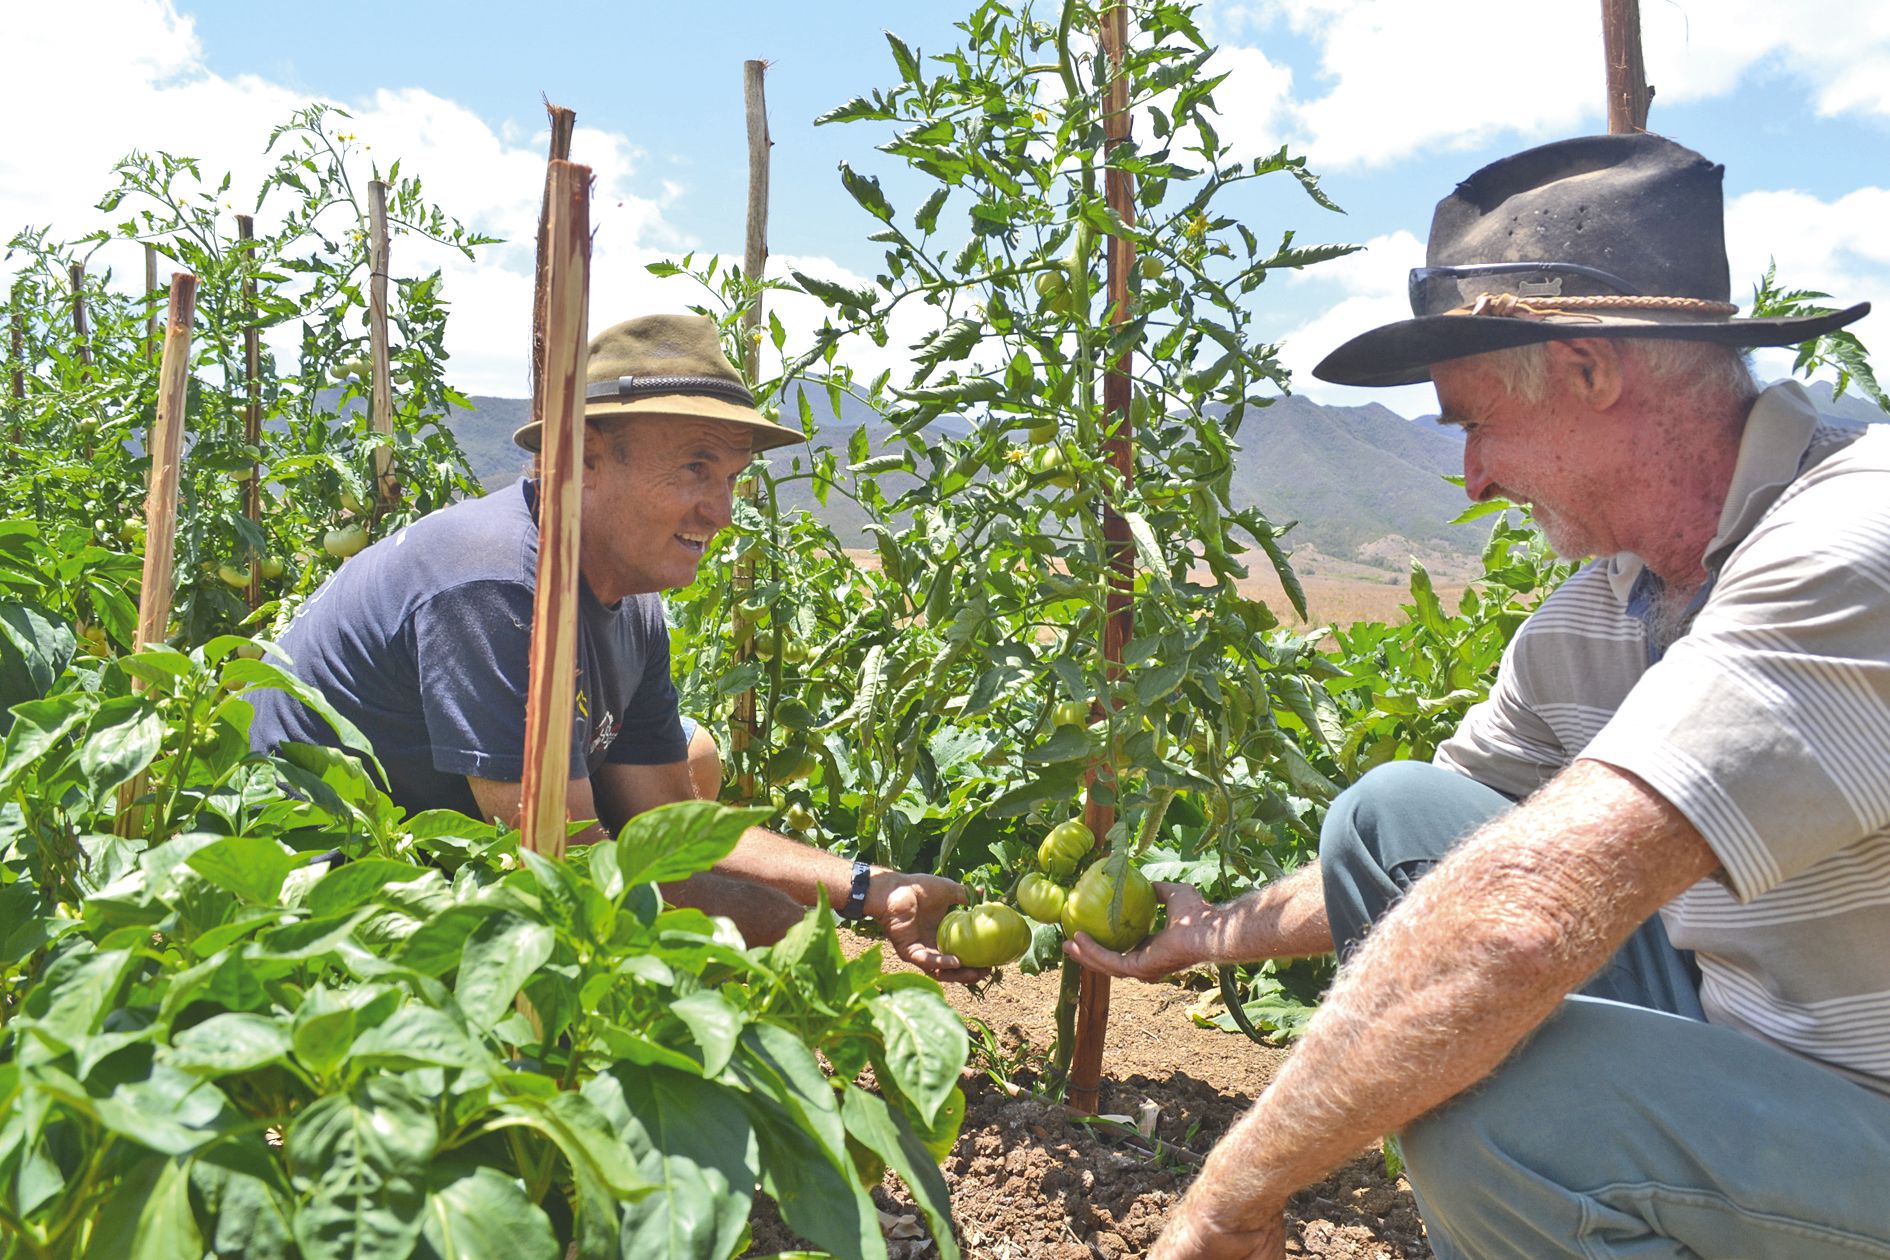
[1,112,969,1259]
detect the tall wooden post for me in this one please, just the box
[1602,0,1652,133]
[1069,2,1140,1118]
[732,58,772,802]
[117,273,198,837]
[518,161,593,861]
[237,216,265,609]
[367,180,396,508]
[531,101,577,484]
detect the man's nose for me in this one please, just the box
[1462,444,1495,502]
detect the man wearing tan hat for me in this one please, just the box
[251,314,979,981]
[1068,134,1890,1258]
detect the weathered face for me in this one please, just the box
[578,415,753,601]
[1431,352,1631,562]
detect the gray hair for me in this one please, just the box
[1478,339,1757,407]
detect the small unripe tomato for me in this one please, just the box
[1051,699,1090,728]
[1037,819,1094,880]
[768,746,818,784]
[259,556,285,580]
[1060,855,1157,951]
[782,802,816,832]
[216,563,252,590]
[936,902,1032,968]
[323,524,369,558]
[1014,872,1067,925]
[1027,421,1058,446]
[781,639,810,666]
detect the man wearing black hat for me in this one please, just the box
[251,313,980,982]
[1071,134,1890,1258]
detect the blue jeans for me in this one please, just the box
[1320,761,1890,1259]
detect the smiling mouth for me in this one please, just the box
[675,532,709,555]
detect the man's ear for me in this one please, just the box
[1545,338,1624,410]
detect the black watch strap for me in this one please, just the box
[838,859,873,921]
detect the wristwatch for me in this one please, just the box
[837,858,874,922]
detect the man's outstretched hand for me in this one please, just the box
[869,871,989,985]
[1063,880,1222,980]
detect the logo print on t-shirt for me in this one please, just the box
[576,688,619,757]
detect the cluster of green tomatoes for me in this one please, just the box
[935,818,1159,969]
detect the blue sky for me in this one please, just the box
[6,1,1889,418]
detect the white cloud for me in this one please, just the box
[1199,0,1890,172]
[0,0,700,401]
[1265,229,1439,414]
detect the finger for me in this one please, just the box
[1062,932,1152,979]
[900,942,988,984]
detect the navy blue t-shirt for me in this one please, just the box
[248,480,688,818]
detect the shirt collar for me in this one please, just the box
[1603,380,1822,603]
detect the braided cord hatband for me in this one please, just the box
[1447,293,1741,321]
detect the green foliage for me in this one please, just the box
[1751,260,1888,412]
[0,581,966,1258]
[666,0,1361,916]
[3,104,489,648]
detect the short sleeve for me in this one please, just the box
[604,624,688,766]
[1582,465,1890,901]
[1435,630,1571,801]
[412,580,538,781]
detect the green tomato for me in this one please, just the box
[782,802,817,832]
[1051,699,1090,728]
[1030,445,1077,489]
[781,639,810,666]
[259,555,285,580]
[936,902,1032,968]
[216,563,252,590]
[1037,818,1094,880]
[339,489,367,515]
[1027,421,1058,446]
[768,746,818,784]
[1138,255,1166,284]
[322,523,369,558]
[1060,854,1157,951]
[1014,872,1067,925]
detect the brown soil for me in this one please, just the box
[744,940,1432,1259]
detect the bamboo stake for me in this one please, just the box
[518,161,593,861]
[238,216,264,610]
[1070,2,1140,1118]
[1602,0,1652,133]
[531,101,577,485]
[145,244,160,363]
[732,58,771,803]
[367,180,396,508]
[117,273,198,837]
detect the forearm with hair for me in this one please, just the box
[1179,759,1720,1229]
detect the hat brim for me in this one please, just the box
[1313,302,1873,388]
[512,392,804,454]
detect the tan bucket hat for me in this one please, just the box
[512,312,802,453]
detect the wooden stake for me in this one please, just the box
[367,180,396,507]
[531,101,577,485]
[68,263,93,378]
[1602,0,1652,133]
[145,244,160,363]
[238,216,264,610]
[1070,2,1140,1118]
[117,272,198,837]
[732,57,772,803]
[518,161,593,861]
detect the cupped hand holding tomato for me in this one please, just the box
[1059,853,1157,952]
[870,871,990,985]
[1064,879,1219,980]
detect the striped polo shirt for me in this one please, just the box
[1437,380,1890,1097]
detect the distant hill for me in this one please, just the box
[433,376,1884,575]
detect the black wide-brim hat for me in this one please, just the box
[1314,133,1870,388]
